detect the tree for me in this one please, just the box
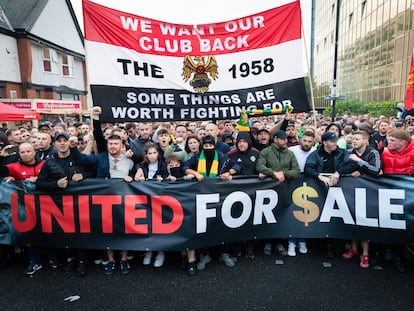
[323,99,397,117]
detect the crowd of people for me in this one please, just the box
[0,109,413,277]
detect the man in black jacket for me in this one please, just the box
[36,132,89,276]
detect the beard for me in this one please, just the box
[277,144,287,150]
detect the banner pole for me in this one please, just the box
[301,7,317,130]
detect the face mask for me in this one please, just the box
[203,149,215,160]
[169,166,182,177]
[227,142,234,147]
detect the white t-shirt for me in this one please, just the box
[148,162,158,179]
[289,145,315,173]
[109,154,134,178]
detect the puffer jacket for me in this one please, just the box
[381,138,414,174]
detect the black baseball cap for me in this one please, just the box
[321,132,338,142]
[257,128,270,135]
[273,130,287,139]
[38,121,51,129]
[202,135,215,146]
[54,132,70,141]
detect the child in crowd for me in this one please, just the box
[165,155,196,275]
[134,142,168,182]
[165,155,184,182]
[134,142,169,267]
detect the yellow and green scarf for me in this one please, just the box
[197,150,219,177]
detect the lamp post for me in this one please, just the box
[324,0,345,121]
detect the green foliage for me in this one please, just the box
[323,98,398,117]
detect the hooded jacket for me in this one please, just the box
[4,158,45,180]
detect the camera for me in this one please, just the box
[7,145,18,154]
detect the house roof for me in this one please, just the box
[0,0,83,46]
[0,0,48,31]
[0,4,14,31]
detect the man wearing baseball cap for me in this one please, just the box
[304,131,352,187]
[36,131,89,276]
[256,130,300,257]
[38,121,52,134]
[304,131,353,258]
[256,130,300,181]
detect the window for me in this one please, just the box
[349,12,353,28]
[42,48,58,73]
[361,1,366,18]
[62,55,74,77]
[59,93,79,100]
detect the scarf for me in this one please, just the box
[197,150,219,177]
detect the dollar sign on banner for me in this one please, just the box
[292,182,320,227]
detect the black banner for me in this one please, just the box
[0,175,413,251]
[93,79,310,122]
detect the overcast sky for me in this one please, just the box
[70,0,312,72]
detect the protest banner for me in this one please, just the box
[1,175,413,250]
[83,0,310,122]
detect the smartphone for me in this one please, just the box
[7,145,18,154]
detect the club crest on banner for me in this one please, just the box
[182,55,218,93]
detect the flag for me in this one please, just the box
[83,0,310,122]
[405,47,414,111]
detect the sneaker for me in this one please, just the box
[64,259,75,274]
[143,251,153,265]
[288,242,296,257]
[245,244,255,259]
[120,260,130,274]
[360,255,369,268]
[276,244,288,256]
[232,244,242,257]
[104,261,115,275]
[219,253,235,267]
[101,259,109,266]
[263,243,272,256]
[49,258,60,270]
[94,258,102,265]
[384,248,393,261]
[392,256,405,273]
[197,254,211,271]
[24,262,42,275]
[126,254,134,261]
[298,242,308,254]
[342,248,358,259]
[77,261,87,277]
[187,261,196,276]
[154,252,165,268]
